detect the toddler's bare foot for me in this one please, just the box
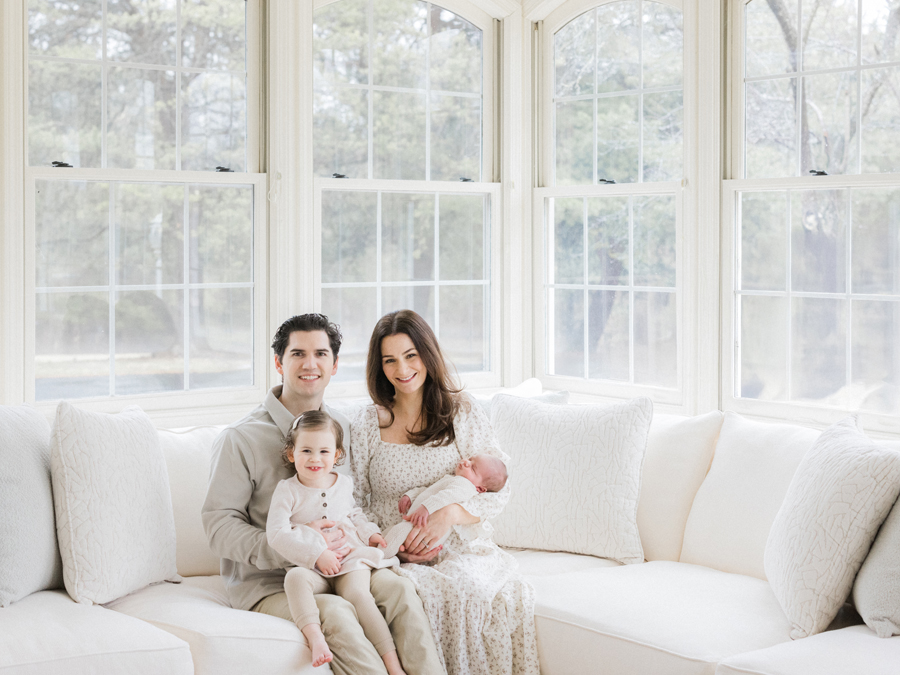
[301,624,333,668]
[382,649,407,675]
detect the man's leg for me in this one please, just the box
[252,590,388,675]
[369,569,444,675]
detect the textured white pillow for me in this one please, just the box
[51,402,179,605]
[680,412,820,579]
[491,395,652,564]
[853,494,900,637]
[764,417,900,639]
[0,404,63,606]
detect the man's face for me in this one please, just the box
[274,330,338,400]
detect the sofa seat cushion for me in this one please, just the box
[524,561,792,675]
[106,575,319,675]
[0,589,193,675]
[715,625,900,675]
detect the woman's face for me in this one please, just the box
[381,332,428,396]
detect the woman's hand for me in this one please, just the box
[401,503,473,557]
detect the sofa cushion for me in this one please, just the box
[639,411,723,562]
[0,404,63,607]
[0,589,193,675]
[159,425,224,577]
[491,395,652,564]
[106,576,319,675]
[680,413,820,580]
[765,417,900,639]
[524,560,791,675]
[51,402,179,605]
[715,625,900,675]
[853,492,900,638]
[507,548,621,577]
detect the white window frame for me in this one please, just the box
[723,0,900,435]
[531,0,706,413]
[0,0,267,425]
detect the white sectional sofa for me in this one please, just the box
[2,389,899,675]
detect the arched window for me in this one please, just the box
[313,0,497,384]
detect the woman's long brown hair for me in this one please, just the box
[366,310,461,446]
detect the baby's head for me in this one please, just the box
[282,410,346,472]
[455,454,508,493]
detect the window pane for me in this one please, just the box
[189,287,252,389]
[107,67,177,170]
[597,2,639,93]
[189,185,253,284]
[314,0,368,85]
[556,99,594,185]
[642,2,683,89]
[862,1,900,65]
[431,94,481,182]
[323,286,377,383]
[115,289,183,395]
[29,0,102,59]
[791,189,846,294]
[383,285,434,326]
[116,183,184,285]
[182,72,246,172]
[852,300,900,414]
[430,6,481,95]
[181,0,245,70]
[744,0,798,78]
[36,292,110,400]
[588,290,629,380]
[633,195,676,287]
[373,0,427,89]
[740,191,788,291]
[439,194,484,281]
[587,197,629,286]
[314,86,368,179]
[745,78,797,179]
[107,0,177,65]
[853,187,900,295]
[740,295,788,400]
[861,67,900,174]
[801,72,857,176]
[36,180,109,287]
[552,289,584,377]
[634,291,676,387]
[792,297,847,401]
[28,60,102,168]
[374,91,426,180]
[643,90,683,182]
[597,95,639,184]
[440,285,485,372]
[801,0,856,72]
[552,198,584,284]
[555,8,595,97]
[382,193,434,282]
[322,191,377,283]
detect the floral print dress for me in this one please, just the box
[351,397,539,675]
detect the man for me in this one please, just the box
[202,314,443,675]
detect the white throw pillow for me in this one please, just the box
[764,417,900,639]
[852,494,900,637]
[0,404,63,606]
[490,395,652,564]
[680,412,820,579]
[51,402,179,605]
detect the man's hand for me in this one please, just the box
[397,545,442,564]
[404,505,429,529]
[398,494,412,515]
[369,533,387,548]
[306,520,348,559]
[315,549,341,575]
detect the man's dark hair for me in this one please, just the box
[271,314,342,360]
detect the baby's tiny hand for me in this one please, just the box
[369,533,387,548]
[406,505,429,529]
[398,495,411,515]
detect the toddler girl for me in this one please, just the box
[266,410,403,673]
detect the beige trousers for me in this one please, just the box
[285,567,395,657]
[252,567,443,675]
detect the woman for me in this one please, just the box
[350,310,539,675]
